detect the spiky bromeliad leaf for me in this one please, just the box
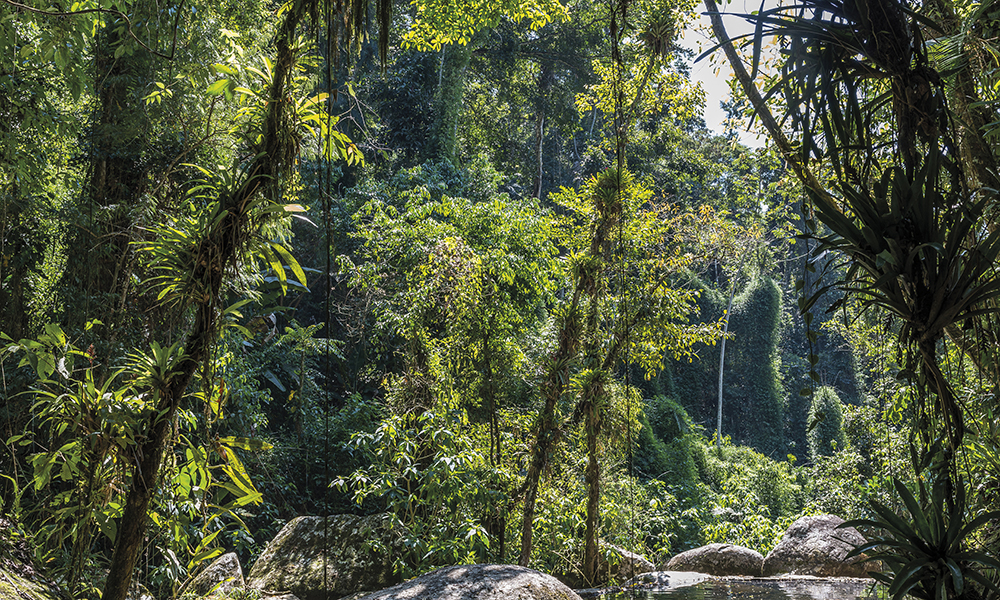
[843,476,1000,600]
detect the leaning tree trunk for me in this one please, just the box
[924,0,1000,195]
[100,2,308,599]
[580,301,607,585]
[102,306,214,600]
[702,0,837,213]
[580,301,639,584]
[518,288,582,566]
[518,190,620,567]
[579,226,609,584]
[708,0,985,490]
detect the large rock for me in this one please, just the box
[762,515,873,577]
[0,569,64,600]
[247,514,406,600]
[181,552,244,597]
[355,564,581,600]
[664,543,764,576]
[0,517,63,600]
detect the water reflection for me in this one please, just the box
[607,578,882,600]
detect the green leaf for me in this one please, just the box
[893,479,932,543]
[43,323,66,347]
[223,299,251,317]
[97,514,118,543]
[207,79,231,96]
[957,510,1000,545]
[944,558,963,595]
[262,369,285,392]
[271,242,308,291]
[188,547,223,570]
[218,436,273,452]
[965,568,1000,596]
[230,324,254,339]
[37,352,56,380]
[70,77,83,103]
[211,63,238,75]
[193,528,223,554]
[888,558,929,599]
[261,247,286,293]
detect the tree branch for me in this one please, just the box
[702,0,840,213]
[1,0,180,60]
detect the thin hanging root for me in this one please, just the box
[920,339,965,451]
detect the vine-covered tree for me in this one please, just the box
[807,386,847,461]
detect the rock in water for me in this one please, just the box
[622,571,711,591]
[762,514,872,577]
[665,543,764,576]
[180,552,244,597]
[356,564,581,600]
[247,514,405,600]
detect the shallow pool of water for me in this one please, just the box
[605,578,882,600]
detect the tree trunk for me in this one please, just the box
[101,374,187,600]
[519,176,622,568]
[71,17,151,332]
[582,399,601,585]
[532,63,552,198]
[579,237,604,583]
[533,113,544,198]
[518,289,582,566]
[716,280,736,450]
[103,300,221,600]
[431,41,474,163]
[949,69,1000,193]
[516,392,557,566]
[924,0,1000,195]
[99,2,307,597]
[481,313,505,562]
